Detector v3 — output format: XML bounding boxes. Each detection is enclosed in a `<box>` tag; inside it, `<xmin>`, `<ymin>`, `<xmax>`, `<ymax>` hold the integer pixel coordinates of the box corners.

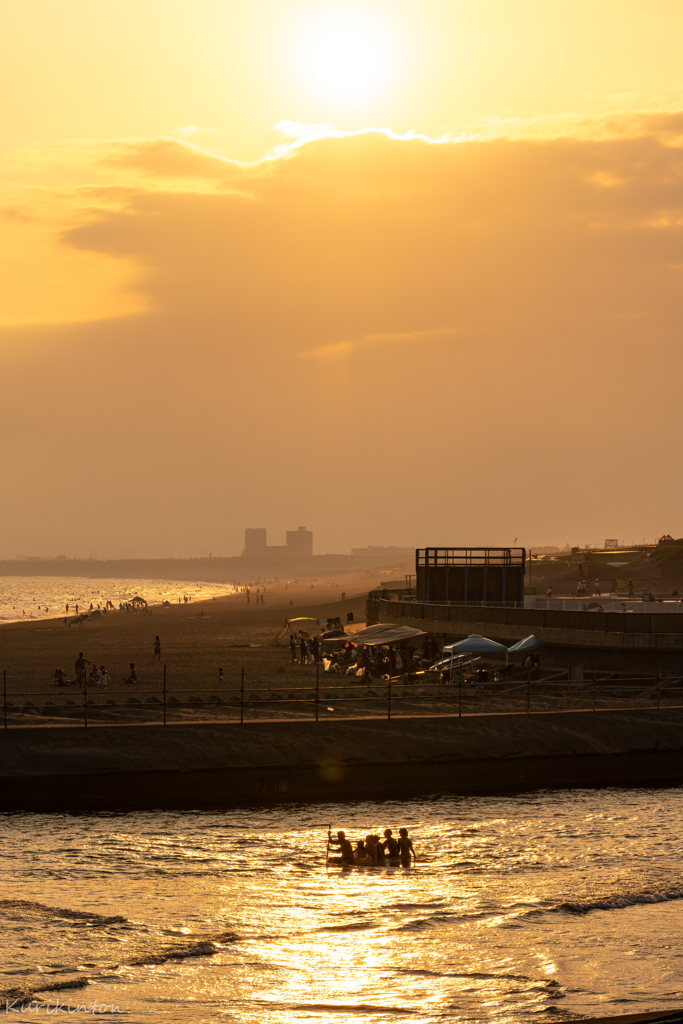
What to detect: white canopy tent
<box><xmin>507</xmin><ymin>635</ymin><xmax>541</xmax><ymax>653</ymax></box>
<box><xmin>321</xmin><ymin>622</ymin><xmax>425</xmax><ymax>652</ymax></box>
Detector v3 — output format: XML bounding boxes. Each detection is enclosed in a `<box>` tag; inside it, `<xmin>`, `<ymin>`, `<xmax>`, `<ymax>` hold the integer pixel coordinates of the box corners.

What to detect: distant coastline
<box><xmin>0</xmin><ymin>554</ymin><xmax>412</xmax><ymax>583</ymax></box>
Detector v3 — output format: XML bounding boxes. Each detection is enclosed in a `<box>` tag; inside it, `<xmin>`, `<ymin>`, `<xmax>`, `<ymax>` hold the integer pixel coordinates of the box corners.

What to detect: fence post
<box><xmin>527</xmin><ymin>669</ymin><xmax>531</xmax><ymax>714</ymax></box>
<box><xmin>388</xmin><ymin>679</ymin><xmax>392</xmax><ymax>720</ymax></box>
<box><xmin>240</xmin><ymin>667</ymin><xmax>244</xmax><ymax>724</ymax></box>
<box><xmin>3</xmin><ymin>670</ymin><xmax>6</xmax><ymax>730</ymax></box>
<box><xmin>657</xmin><ymin>660</ymin><xmax>661</xmax><ymax>710</ymax></box>
<box><xmin>315</xmin><ymin>661</ymin><xmax>319</xmax><ymax>722</ymax></box>
<box><xmin>84</xmin><ymin>678</ymin><xmax>88</xmax><ymax>728</ymax></box>
<box><xmin>163</xmin><ymin>664</ymin><xmax>166</xmax><ymax>726</ymax></box>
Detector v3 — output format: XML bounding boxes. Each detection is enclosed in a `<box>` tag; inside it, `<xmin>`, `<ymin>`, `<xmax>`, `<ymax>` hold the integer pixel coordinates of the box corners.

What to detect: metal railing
<box><xmin>2</xmin><ymin>667</ymin><xmax>683</xmax><ymax>728</ymax></box>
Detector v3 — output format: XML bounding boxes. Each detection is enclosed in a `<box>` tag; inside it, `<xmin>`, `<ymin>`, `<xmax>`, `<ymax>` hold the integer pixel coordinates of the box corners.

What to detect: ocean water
<box><xmin>1</xmin><ymin>787</ymin><xmax>682</xmax><ymax>1021</ymax></box>
<box><xmin>0</xmin><ymin>577</ymin><xmax>236</xmax><ymax>624</ymax></box>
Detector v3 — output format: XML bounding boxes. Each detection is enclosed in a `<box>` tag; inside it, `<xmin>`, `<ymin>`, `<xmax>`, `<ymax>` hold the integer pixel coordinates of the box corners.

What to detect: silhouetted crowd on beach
<box><xmin>288</xmin><ymin>630</ymin><xmax>447</xmax><ymax>682</ymax></box>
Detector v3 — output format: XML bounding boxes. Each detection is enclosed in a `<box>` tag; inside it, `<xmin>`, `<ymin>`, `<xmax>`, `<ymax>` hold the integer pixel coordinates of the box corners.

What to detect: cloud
<box><xmin>2</xmin><ymin>116</ymin><xmax>683</xmax><ymax>554</ymax></box>
<box><xmin>302</xmin><ymin>327</ymin><xmax>458</xmax><ymax>359</ymax></box>
<box><xmin>100</xmin><ymin>137</ymin><xmax>246</xmax><ymax>181</ymax></box>
<box><xmin>173</xmin><ymin>125</ymin><xmax>216</xmax><ymax>140</ymax></box>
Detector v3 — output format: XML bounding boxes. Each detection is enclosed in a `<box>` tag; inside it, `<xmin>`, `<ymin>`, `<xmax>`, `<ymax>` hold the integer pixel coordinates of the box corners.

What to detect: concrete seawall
<box><xmin>1</xmin><ymin>709</ymin><xmax>683</xmax><ymax>811</ymax></box>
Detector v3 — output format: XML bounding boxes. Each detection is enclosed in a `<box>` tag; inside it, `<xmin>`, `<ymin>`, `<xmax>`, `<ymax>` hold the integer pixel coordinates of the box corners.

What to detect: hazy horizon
<box><xmin>2</xmin><ymin>1</ymin><xmax>681</xmax><ymax>560</ymax></box>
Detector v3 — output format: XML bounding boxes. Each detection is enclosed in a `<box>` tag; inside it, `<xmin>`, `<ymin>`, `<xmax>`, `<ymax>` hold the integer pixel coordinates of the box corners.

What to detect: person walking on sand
<box><xmin>299</xmin><ymin>637</ymin><xmax>307</xmax><ymax>664</ymax></box>
<box><xmin>152</xmin><ymin>636</ymin><xmax>161</xmax><ymax>662</ymax></box>
<box><xmin>217</xmin><ymin>667</ymin><xmax>224</xmax><ymax>685</ymax></box>
<box><xmin>397</xmin><ymin>827</ymin><xmax>416</xmax><ymax>867</ymax></box>
<box><xmin>74</xmin><ymin>652</ymin><xmax>90</xmax><ymax>688</ymax></box>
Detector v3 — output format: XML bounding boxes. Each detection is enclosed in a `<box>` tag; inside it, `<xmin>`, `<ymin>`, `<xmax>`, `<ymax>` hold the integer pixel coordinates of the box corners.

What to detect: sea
<box><xmin>1</xmin><ymin>786</ymin><xmax>682</xmax><ymax>1022</ymax></box>
<box><xmin>0</xmin><ymin>577</ymin><xmax>237</xmax><ymax>624</ymax></box>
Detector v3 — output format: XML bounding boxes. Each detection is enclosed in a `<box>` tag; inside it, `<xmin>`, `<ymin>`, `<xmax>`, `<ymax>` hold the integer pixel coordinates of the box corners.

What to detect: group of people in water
<box><xmin>328</xmin><ymin>827</ymin><xmax>416</xmax><ymax>867</ymax></box>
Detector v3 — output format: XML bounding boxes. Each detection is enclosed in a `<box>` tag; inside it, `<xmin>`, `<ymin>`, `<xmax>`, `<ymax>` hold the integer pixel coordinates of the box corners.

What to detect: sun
<box><xmin>296</xmin><ymin>11</ymin><xmax>394</xmax><ymax>104</ymax></box>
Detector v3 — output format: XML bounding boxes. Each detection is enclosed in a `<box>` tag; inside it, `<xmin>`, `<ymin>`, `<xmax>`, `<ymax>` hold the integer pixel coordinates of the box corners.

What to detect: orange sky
<box><xmin>1</xmin><ymin>1</ymin><xmax>682</xmax><ymax>558</ymax></box>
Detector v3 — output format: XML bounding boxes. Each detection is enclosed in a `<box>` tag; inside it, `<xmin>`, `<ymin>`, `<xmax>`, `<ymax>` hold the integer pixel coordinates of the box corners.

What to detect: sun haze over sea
<box><xmin>1</xmin><ymin>0</ymin><xmax>682</xmax><ymax>561</ymax></box>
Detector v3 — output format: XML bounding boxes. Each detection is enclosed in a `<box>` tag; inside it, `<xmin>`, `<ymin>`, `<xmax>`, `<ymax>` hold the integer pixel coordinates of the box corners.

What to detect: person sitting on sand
<box><xmin>397</xmin><ymin>828</ymin><xmax>416</xmax><ymax>867</ymax></box>
<box><xmin>89</xmin><ymin>664</ymin><xmax>101</xmax><ymax>686</ymax></box>
<box><xmin>97</xmin><ymin>665</ymin><xmax>111</xmax><ymax>687</ymax></box>
<box><xmin>328</xmin><ymin>830</ymin><xmax>354</xmax><ymax>865</ymax></box>
<box><xmin>122</xmin><ymin>663</ymin><xmax>137</xmax><ymax>685</ymax></box>
<box><xmin>52</xmin><ymin>668</ymin><xmax>68</xmax><ymax>687</ymax></box>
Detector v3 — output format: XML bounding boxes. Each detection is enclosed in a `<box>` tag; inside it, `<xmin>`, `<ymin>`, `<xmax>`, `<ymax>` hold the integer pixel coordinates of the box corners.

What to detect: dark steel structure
<box><xmin>416</xmin><ymin>547</ymin><xmax>526</xmax><ymax>606</ymax></box>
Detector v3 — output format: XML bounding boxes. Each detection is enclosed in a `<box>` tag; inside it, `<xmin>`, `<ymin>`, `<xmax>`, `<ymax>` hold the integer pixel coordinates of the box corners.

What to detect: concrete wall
<box><xmin>1</xmin><ymin>708</ymin><xmax>682</xmax><ymax>811</ymax></box>
<box><xmin>368</xmin><ymin>598</ymin><xmax>683</xmax><ymax>672</ymax></box>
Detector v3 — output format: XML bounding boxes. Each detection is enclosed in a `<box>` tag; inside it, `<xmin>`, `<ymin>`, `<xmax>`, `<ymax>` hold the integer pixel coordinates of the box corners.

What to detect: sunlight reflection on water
<box><xmin>0</xmin><ymin>788</ymin><xmax>682</xmax><ymax>1021</ymax></box>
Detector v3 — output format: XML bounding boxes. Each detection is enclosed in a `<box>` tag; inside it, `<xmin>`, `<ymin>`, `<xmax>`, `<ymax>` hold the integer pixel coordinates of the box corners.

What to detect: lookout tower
<box><xmin>416</xmin><ymin>547</ymin><xmax>526</xmax><ymax>606</ymax></box>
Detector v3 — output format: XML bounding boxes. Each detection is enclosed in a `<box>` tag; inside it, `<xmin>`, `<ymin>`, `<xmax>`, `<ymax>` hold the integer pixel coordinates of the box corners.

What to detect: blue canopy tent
<box><xmin>442</xmin><ymin>634</ymin><xmax>540</xmax><ymax>674</ymax></box>
<box><xmin>443</xmin><ymin>634</ymin><xmax>508</xmax><ymax>655</ymax></box>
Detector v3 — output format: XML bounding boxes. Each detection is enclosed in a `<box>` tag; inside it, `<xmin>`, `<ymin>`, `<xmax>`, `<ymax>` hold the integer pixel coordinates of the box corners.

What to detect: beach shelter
<box><xmin>443</xmin><ymin>634</ymin><xmax>508</xmax><ymax>655</ymax></box>
<box><xmin>507</xmin><ymin>635</ymin><xmax>541</xmax><ymax>653</ymax></box>
<box><xmin>89</xmin><ymin>609</ymin><xmax>103</xmax><ymax>621</ymax></box>
<box><xmin>321</xmin><ymin>622</ymin><xmax>425</xmax><ymax>652</ymax></box>
<box><xmin>274</xmin><ymin>617</ymin><xmax>321</xmax><ymax>642</ymax></box>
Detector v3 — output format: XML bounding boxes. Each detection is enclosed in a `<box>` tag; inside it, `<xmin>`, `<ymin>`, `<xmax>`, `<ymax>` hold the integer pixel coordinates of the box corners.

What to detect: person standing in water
<box><xmin>328</xmin><ymin>830</ymin><xmax>354</xmax><ymax>865</ymax></box>
<box><xmin>397</xmin><ymin>827</ymin><xmax>416</xmax><ymax>866</ymax></box>
<box><xmin>382</xmin><ymin>829</ymin><xmax>400</xmax><ymax>862</ymax></box>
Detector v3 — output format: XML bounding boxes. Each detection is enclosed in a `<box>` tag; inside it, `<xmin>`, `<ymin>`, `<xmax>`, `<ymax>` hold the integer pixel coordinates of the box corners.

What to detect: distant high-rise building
<box><xmin>286</xmin><ymin>526</ymin><xmax>313</xmax><ymax>557</ymax></box>
<box><xmin>243</xmin><ymin>528</ymin><xmax>267</xmax><ymax>556</ymax></box>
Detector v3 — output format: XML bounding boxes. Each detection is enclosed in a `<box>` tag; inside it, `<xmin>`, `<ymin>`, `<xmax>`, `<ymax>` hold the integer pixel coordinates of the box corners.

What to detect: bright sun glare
<box><xmin>297</xmin><ymin>12</ymin><xmax>393</xmax><ymax>103</ymax></box>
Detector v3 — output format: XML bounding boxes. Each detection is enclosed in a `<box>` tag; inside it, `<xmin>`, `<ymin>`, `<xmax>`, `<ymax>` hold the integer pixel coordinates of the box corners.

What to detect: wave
<box><xmin>129</xmin><ymin>933</ymin><xmax>237</xmax><ymax>966</ymax></box>
<box><xmin>0</xmin><ymin>977</ymin><xmax>89</xmax><ymax>1007</ymax></box>
<box><xmin>0</xmin><ymin>898</ymin><xmax>126</xmax><ymax>925</ymax></box>
<box><xmin>287</xmin><ymin>1005</ymin><xmax>415</xmax><ymax>1015</ymax></box>
<box><xmin>552</xmin><ymin>886</ymin><xmax>683</xmax><ymax>914</ymax></box>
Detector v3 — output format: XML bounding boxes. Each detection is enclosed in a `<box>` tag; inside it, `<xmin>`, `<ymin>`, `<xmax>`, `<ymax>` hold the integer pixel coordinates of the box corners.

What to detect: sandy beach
<box><xmin>0</xmin><ymin>574</ymin><xmax>373</xmax><ymax>701</ymax></box>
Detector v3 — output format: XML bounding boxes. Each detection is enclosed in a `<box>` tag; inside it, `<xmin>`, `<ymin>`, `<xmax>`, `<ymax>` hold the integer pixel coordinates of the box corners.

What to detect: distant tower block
<box><xmin>286</xmin><ymin>526</ymin><xmax>313</xmax><ymax>557</ymax></box>
<box><xmin>243</xmin><ymin>528</ymin><xmax>267</xmax><ymax>556</ymax></box>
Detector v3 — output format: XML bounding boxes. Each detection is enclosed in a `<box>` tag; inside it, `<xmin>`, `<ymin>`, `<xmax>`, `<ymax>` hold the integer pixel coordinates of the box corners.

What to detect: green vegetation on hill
<box><xmin>648</xmin><ymin>542</ymin><xmax>683</xmax><ymax>574</ymax></box>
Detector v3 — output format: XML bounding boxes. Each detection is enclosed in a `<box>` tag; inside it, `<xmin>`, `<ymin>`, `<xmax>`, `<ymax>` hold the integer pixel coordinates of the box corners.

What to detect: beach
<box><xmin>0</xmin><ymin>574</ymin><xmax>372</xmax><ymax>699</ymax></box>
